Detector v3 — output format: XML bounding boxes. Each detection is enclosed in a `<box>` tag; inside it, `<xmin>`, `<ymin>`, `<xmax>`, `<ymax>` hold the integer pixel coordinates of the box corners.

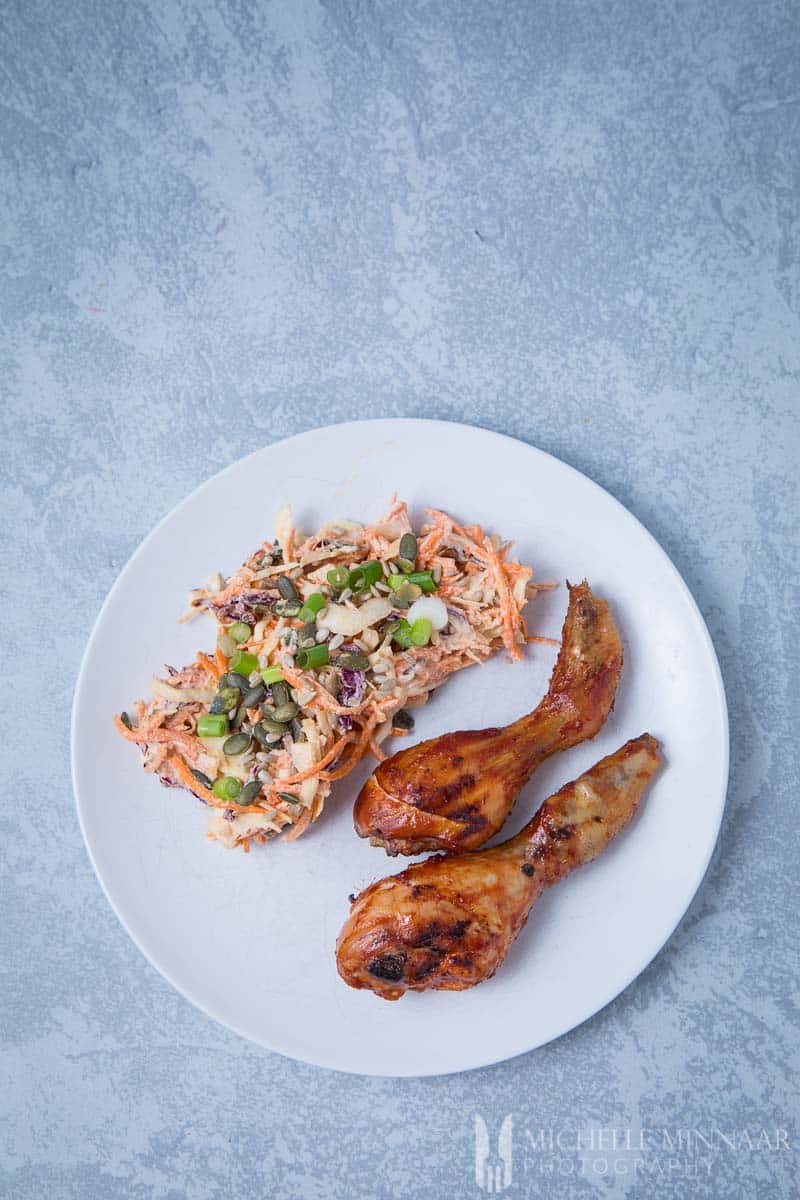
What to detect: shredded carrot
<box><xmin>197</xmin><ymin>651</ymin><xmax>222</xmax><ymax>682</ymax></box>
<box><xmin>169</xmin><ymin>754</ymin><xmax>267</xmax><ymax>815</ymax></box>
<box><xmin>275</xmin><ymin>733</ymin><xmax>352</xmax><ymax>786</ymax></box>
<box><xmin>528</xmin><ymin>635</ymin><xmax>560</xmax><ymax>647</ymax></box>
<box><xmin>369</xmin><ymin>736</ymin><xmax>389</xmax><ymax>762</ymax></box>
<box><xmin>114</xmin><ymin>714</ymin><xmax>206</xmax><ymax>763</ymax></box>
<box><xmin>281</xmin><ymin>807</ymin><xmax>312</xmax><ymax>842</ymax></box>
<box><xmin>119</xmin><ymin>497</ymin><xmax>546</xmax><ymax>851</ymax></box>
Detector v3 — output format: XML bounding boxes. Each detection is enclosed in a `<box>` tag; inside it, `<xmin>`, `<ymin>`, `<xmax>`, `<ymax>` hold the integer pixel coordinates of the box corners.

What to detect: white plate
<box><xmin>72</xmin><ymin>420</ymin><xmax>728</xmax><ymax>1076</ymax></box>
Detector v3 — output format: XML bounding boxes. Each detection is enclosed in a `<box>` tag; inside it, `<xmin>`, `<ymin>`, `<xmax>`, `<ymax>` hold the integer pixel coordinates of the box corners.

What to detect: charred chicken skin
<box><xmin>354</xmin><ymin>581</ymin><xmax>623</xmax><ymax>855</ymax></box>
<box><xmin>337</xmin><ymin>734</ymin><xmax>660</xmax><ymax>999</ymax></box>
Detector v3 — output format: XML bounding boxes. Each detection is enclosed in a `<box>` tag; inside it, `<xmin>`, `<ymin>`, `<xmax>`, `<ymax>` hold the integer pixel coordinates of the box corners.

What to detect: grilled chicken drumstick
<box><xmin>354</xmin><ymin>581</ymin><xmax>623</xmax><ymax>855</ymax></box>
<box><xmin>338</xmin><ymin>734</ymin><xmax>660</xmax><ymax>999</ymax></box>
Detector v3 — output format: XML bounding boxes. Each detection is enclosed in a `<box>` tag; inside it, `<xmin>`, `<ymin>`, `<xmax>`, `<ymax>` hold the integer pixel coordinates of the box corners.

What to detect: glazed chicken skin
<box><xmin>337</xmin><ymin>734</ymin><xmax>660</xmax><ymax>1000</ymax></box>
<box><xmin>354</xmin><ymin>581</ymin><xmax>623</xmax><ymax>855</ymax></box>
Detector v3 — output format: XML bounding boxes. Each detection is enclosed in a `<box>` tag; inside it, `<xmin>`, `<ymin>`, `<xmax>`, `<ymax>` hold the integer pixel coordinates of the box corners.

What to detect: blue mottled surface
<box><xmin>1</xmin><ymin>0</ymin><xmax>798</xmax><ymax>1196</ymax></box>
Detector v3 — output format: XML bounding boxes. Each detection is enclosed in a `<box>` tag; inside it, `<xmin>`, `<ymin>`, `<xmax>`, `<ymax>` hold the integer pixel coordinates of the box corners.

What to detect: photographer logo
<box><xmin>474</xmin><ymin>1114</ymin><xmax>513</xmax><ymax>1192</ymax></box>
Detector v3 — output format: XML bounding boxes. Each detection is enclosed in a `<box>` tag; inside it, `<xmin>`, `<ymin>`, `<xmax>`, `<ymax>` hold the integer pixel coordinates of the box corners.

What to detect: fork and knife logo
<box><xmin>475</xmin><ymin>1114</ymin><xmax>514</xmax><ymax>1192</ymax></box>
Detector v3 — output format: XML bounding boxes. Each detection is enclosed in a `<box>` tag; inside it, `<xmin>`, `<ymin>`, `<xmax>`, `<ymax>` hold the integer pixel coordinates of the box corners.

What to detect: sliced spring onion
<box><xmin>347</xmin><ymin>560</ymin><xmax>382</xmax><ymax>591</ymax></box>
<box><xmin>212</xmin><ymin>775</ymin><xmax>243</xmax><ymax>801</ymax></box>
<box><xmin>261</xmin><ymin>666</ymin><xmax>285</xmax><ymax>684</ymax></box>
<box><xmin>410</xmin><ymin>617</ymin><xmax>432</xmax><ymax>646</ymax></box>
<box><xmin>326</xmin><ymin>565</ymin><xmax>349</xmax><ymax>590</ymax></box>
<box><xmin>392</xmin><ymin>619</ymin><xmax>413</xmax><ymax>649</ymax></box>
<box><xmin>406</xmin><ymin>595</ymin><xmax>449</xmax><ymax>631</ymax></box>
<box><xmin>229</xmin><ymin>649</ymin><xmax>259</xmax><ymax>677</ymax></box>
<box><xmin>228</xmin><ymin>622</ymin><xmax>252</xmax><ymax>644</ymax></box>
<box><xmin>296</xmin><ymin>643</ymin><xmax>330</xmax><ymax>669</ymax></box>
<box><xmin>407</xmin><ymin>570</ymin><xmax>437</xmax><ymax>593</ymax></box>
<box><xmin>198</xmin><ymin>713</ymin><xmax>229</xmax><ymax>737</ymax></box>
<box><xmin>297</xmin><ymin>592</ymin><xmax>326</xmax><ymax>623</ymax></box>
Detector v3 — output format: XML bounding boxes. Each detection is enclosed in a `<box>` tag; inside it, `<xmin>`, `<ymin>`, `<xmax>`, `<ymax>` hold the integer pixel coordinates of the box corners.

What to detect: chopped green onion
<box><xmin>212</xmin><ymin>775</ymin><xmax>243</xmax><ymax>801</ymax></box>
<box><xmin>347</xmin><ymin>560</ymin><xmax>382</xmax><ymax>591</ymax></box>
<box><xmin>261</xmin><ymin>666</ymin><xmax>285</xmax><ymax>684</ymax></box>
<box><xmin>326</xmin><ymin>565</ymin><xmax>349</xmax><ymax>590</ymax></box>
<box><xmin>296</xmin><ymin>643</ymin><xmax>330</xmax><ymax>669</ymax></box>
<box><xmin>387</xmin><ymin>573</ymin><xmax>407</xmax><ymax>592</ymax></box>
<box><xmin>395</xmin><ymin>557</ymin><xmax>415</xmax><ymax>574</ymax></box>
<box><xmin>392</xmin><ymin>619</ymin><xmax>413</xmax><ymax>648</ymax></box>
<box><xmin>410</xmin><ymin>618</ymin><xmax>432</xmax><ymax>646</ymax></box>
<box><xmin>298</xmin><ymin>592</ymin><xmax>326</xmax><ymax>623</ymax></box>
<box><xmin>198</xmin><ymin>713</ymin><xmax>229</xmax><ymax>737</ymax></box>
<box><xmin>229</xmin><ymin>649</ymin><xmax>259</xmax><ymax>677</ymax></box>
<box><xmin>228</xmin><ymin>622</ymin><xmax>252</xmax><ymax>644</ymax></box>
<box><xmin>407</xmin><ymin>571</ymin><xmax>437</xmax><ymax>593</ymax></box>
<box><xmin>303</xmin><ymin>592</ymin><xmax>326</xmax><ymax>614</ymax></box>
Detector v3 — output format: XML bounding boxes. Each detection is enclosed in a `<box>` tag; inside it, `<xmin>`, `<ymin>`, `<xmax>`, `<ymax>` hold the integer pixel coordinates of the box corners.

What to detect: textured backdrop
<box><xmin>1</xmin><ymin>0</ymin><xmax>798</xmax><ymax>1197</ymax></box>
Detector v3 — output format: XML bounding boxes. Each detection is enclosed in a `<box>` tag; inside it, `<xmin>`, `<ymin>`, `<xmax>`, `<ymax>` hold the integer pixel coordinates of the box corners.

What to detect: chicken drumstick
<box><xmin>354</xmin><ymin>581</ymin><xmax>623</xmax><ymax>855</ymax></box>
<box><xmin>338</xmin><ymin>734</ymin><xmax>660</xmax><ymax>1000</ymax></box>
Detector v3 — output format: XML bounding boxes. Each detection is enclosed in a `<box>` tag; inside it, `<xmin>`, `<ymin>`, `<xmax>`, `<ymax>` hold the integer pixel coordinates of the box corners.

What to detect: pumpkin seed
<box><xmin>191</xmin><ymin>768</ymin><xmax>213</xmax><ymax>788</ymax></box>
<box><xmin>393</xmin><ymin>580</ymin><xmax>422</xmax><ymax>607</ymax></box>
<box><xmin>223</xmin><ymin>732</ymin><xmax>251</xmax><ymax>756</ymax></box>
<box><xmin>274</xmin><ymin>598</ymin><xmax>302</xmax><ymax>618</ymax></box>
<box><xmin>259</xmin><ymin>715</ymin><xmax>290</xmax><ymax>736</ymax></box>
<box><xmin>277</xmin><ymin>575</ymin><xmax>299</xmax><ymax>601</ymax></box>
<box><xmin>240</xmin><ymin>780</ymin><xmax>262</xmax><ymax>804</ymax></box>
<box><xmin>272</xmin><ymin>701</ymin><xmax>299</xmax><ymax>723</ymax></box>
<box><xmin>399</xmin><ymin>532</ymin><xmax>417</xmax><ymax>563</ymax></box>
<box><xmin>210</xmin><ymin>686</ymin><xmax>240</xmax><ymax>714</ymax></box>
<box><xmin>220</xmin><ymin>671</ymin><xmax>249</xmax><ymax>692</ymax></box>
<box><xmin>231</xmin><ymin>704</ymin><xmax>246</xmax><ymax>730</ymax></box>
<box><xmin>243</xmin><ymin>683</ymin><xmax>267</xmax><ymax>708</ymax></box>
<box><xmin>277</xmin><ymin>791</ymin><xmax>301</xmax><ymax>804</ymax></box>
<box><xmin>291</xmin><ymin>718</ymin><xmax>305</xmax><ymax>741</ymax></box>
<box><xmin>392</xmin><ymin>708</ymin><xmax>415</xmax><ymax>730</ymax></box>
<box><xmin>120</xmin><ymin>711</ymin><xmax>132</xmax><ymax>730</ymax></box>
<box><xmin>252</xmin><ymin>722</ymin><xmax>273</xmax><ymax>746</ymax></box>
<box><xmin>271</xmin><ymin>681</ymin><xmax>290</xmax><ymax>707</ymax></box>
<box><xmin>334</xmin><ymin>651</ymin><xmax>371</xmax><ymax>671</ymax></box>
